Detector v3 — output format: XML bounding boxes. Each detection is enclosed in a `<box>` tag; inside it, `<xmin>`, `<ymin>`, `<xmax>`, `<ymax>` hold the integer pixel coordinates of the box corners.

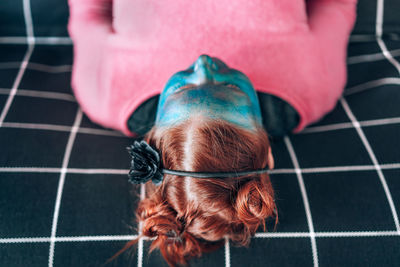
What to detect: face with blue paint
<box><xmin>155</xmin><ymin>55</ymin><xmax>263</xmax><ymax>130</ymax></box>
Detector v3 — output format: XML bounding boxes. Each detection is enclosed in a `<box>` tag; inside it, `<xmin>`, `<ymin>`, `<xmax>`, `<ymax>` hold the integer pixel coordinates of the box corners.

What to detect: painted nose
<box><xmin>193</xmin><ymin>55</ymin><xmax>217</xmax><ymax>83</ymax></box>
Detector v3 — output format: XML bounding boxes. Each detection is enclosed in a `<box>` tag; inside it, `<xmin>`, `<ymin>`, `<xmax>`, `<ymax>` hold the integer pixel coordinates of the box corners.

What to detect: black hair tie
<box><xmin>127</xmin><ymin>140</ymin><xmax>270</xmax><ymax>186</ymax></box>
<box><xmin>127</xmin><ymin>140</ymin><xmax>163</xmax><ymax>185</ymax></box>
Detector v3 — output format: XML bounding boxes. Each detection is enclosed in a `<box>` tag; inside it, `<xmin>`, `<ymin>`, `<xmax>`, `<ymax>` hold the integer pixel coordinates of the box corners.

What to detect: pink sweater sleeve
<box><xmin>308</xmin><ymin>0</ymin><xmax>358</xmax><ymax>87</ymax></box>
<box><xmin>290</xmin><ymin>0</ymin><xmax>357</xmax><ymax>131</ymax></box>
<box><xmin>68</xmin><ymin>0</ymin><xmax>136</xmax><ymax>135</ymax></box>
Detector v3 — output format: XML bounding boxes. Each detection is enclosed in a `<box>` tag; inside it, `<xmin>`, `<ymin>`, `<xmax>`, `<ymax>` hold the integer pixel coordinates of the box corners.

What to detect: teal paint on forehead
<box><xmin>158</xmin><ymin>85</ymin><xmax>258</xmax><ymax>128</ymax></box>
<box><xmin>155</xmin><ymin>55</ymin><xmax>263</xmax><ymax>129</ymax></box>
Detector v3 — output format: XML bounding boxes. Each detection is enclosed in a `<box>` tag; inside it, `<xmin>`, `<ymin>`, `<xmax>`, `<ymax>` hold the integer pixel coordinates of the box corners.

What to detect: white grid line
<box><xmin>255</xmin><ymin>230</ymin><xmax>400</xmax><ymax>238</ymax></box>
<box><xmin>301</xmin><ymin>122</ymin><xmax>354</xmax><ymax>133</ymax></box>
<box><xmin>255</xmin><ymin>232</ymin><xmax>311</xmax><ymax>238</ymax></box>
<box><xmin>343</xmin><ymin>77</ymin><xmax>400</xmax><ymax>96</ymax></box>
<box><xmin>0</xmin><ymin>88</ymin><xmax>76</xmax><ymax>102</ymax></box>
<box><xmin>0</xmin><ymin>167</ymin><xmax>128</xmax><ymax>174</ymax></box>
<box><xmin>314</xmin><ymin>231</ymin><xmax>399</xmax><ymax>238</ymax></box>
<box><xmin>78</xmin><ymin>126</ymin><xmax>125</xmax><ymax>137</ymax></box>
<box><xmin>1</xmin><ymin>163</ymin><xmax>400</xmax><ymax>175</ymax></box>
<box><xmin>1</xmin><ymin>230</ymin><xmax>398</xmax><ymax>246</ymax></box>
<box><xmin>301</xmin><ymin>117</ymin><xmax>400</xmax><ymax>134</ymax></box>
<box><xmin>269</xmin><ymin>163</ymin><xmax>400</xmax><ymax>175</ymax></box>
<box><xmin>0</xmin><ymin>62</ymin><xmax>72</xmax><ymax>73</ymax></box>
<box><xmin>289</xmin><ymin>163</ymin><xmax>400</xmax><ymax>174</ymax></box>
<box><xmin>0</xmin><ymin>36</ymin><xmax>72</xmax><ymax>45</ymax></box>
<box><xmin>347</xmin><ymin>49</ymin><xmax>400</xmax><ymax>65</ymax></box>
<box><xmin>376</xmin><ymin>0</ymin><xmax>400</xmax><ymax>76</ymax></box>
<box><xmin>284</xmin><ymin>136</ymin><xmax>319</xmax><ymax>267</ymax></box>
<box><xmin>25</xmin><ymin>62</ymin><xmax>71</xmax><ymax>72</ymax></box>
<box><xmin>0</xmin><ymin>235</ymin><xmax>139</xmax><ymax>244</ymax></box>
<box><xmin>0</xmin><ymin>62</ymin><xmax>26</xmax><ymax>69</ymax></box>
<box><xmin>138</xmin><ymin>183</ymin><xmax>146</xmax><ymax>267</ymax></box>
<box><xmin>1</xmin><ymin>230</ymin><xmax>398</xmax><ymax>245</ymax></box>
<box><xmin>22</xmin><ymin>0</ymin><xmax>34</xmax><ymax>43</ymax></box>
<box><xmin>0</xmin><ymin>0</ymin><xmax>34</xmax><ymax>127</ymax></box>
<box><xmin>2</xmin><ymin>122</ymin><xmax>71</xmax><ymax>132</ymax></box>
<box><xmin>64</xmin><ymin>168</ymin><xmax>128</xmax><ymax>175</ymax></box>
<box><xmin>225</xmin><ymin>236</ymin><xmax>231</xmax><ymax>267</ymax></box>
<box><xmin>359</xmin><ymin>117</ymin><xmax>400</xmax><ymax>127</ymax></box>
<box><xmin>349</xmin><ymin>34</ymin><xmax>400</xmax><ymax>42</ymax></box>
<box><xmin>48</xmin><ymin>109</ymin><xmax>82</xmax><ymax>267</ymax></box>
<box><xmin>340</xmin><ymin>98</ymin><xmax>400</xmax><ymax>233</ymax></box>
<box><xmin>1</xmin><ymin>122</ymin><xmax>124</xmax><ymax>137</ymax></box>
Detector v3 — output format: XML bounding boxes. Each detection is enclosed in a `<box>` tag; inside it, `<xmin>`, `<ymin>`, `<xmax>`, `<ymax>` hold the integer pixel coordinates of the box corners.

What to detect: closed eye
<box><xmin>225</xmin><ymin>83</ymin><xmax>246</xmax><ymax>95</ymax></box>
<box><xmin>176</xmin><ymin>84</ymin><xmax>196</xmax><ymax>91</ymax></box>
<box><xmin>225</xmin><ymin>84</ymin><xmax>241</xmax><ymax>90</ymax></box>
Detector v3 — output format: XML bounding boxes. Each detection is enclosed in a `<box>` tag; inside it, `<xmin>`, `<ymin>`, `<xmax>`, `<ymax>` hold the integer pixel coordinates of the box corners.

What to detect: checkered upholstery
<box><xmin>1</xmin><ymin>0</ymin><xmax>399</xmax><ymax>266</ymax></box>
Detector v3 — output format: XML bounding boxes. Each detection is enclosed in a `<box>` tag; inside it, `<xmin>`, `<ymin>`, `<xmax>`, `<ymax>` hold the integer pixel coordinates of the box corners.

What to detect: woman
<box><xmin>68</xmin><ymin>0</ymin><xmax>357</xmax><ymax>265</ymax></box>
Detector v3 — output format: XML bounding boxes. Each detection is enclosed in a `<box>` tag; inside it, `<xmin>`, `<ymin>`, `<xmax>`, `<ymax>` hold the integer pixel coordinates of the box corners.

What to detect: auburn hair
<box><xmin>108</xmin><ymin>117</ymin><xmax>278</xmax><ymax>266</ymax></box>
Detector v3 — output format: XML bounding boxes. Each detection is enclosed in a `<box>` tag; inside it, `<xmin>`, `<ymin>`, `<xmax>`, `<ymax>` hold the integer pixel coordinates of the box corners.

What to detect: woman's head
<box><xmin>111</xmin><ymin>55</ymin><xmax>277</xmax><ymax>266</ymax></box>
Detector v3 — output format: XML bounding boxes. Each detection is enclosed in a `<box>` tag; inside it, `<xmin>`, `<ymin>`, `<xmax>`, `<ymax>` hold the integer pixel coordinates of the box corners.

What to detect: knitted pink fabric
<box><xmin>68</xmin><ymin>0</ymin><xmax>357</xmax><ymax>137</ymax></box>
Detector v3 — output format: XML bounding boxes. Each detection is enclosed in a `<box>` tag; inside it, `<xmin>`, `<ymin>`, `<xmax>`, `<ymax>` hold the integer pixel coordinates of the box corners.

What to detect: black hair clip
<box><xmin>127</xmin><ymin>140</ymin><xmax>164</xmax><ymax>185</ymax></box>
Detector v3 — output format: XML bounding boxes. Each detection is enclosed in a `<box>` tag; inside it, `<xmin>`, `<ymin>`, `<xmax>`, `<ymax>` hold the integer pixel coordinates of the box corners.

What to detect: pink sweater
<box><xmin>68</xmin><ymin>0</ymin><xmax>357</xmax><ymax>137</ymax></box>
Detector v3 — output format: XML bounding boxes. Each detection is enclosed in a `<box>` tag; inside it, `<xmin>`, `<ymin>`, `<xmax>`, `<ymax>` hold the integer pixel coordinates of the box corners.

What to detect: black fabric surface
<box><xmin>1</xmin><ymin>0</ymin><xmax>400</xmax><ymax>266</ymax></box>
<box><xmin>128</xmin><ymin>95</ymin><xmax>159</xmax><ymax>137</ymax></box>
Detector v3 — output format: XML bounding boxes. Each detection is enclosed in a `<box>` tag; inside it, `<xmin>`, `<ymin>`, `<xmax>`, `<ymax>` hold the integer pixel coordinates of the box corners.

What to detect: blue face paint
<box><xmin>155</xmin><ymin>55</ymin><xmax>263</xmax><ymax>130</ymax></box>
